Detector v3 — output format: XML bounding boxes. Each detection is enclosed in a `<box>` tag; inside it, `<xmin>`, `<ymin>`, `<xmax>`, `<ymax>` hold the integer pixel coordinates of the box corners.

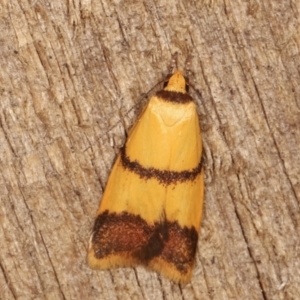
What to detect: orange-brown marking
<box><xmin>91</xmin><ymin>211</ymin><xmax>198</xmax><ymax>275</ymax></box>
<box><xmin>120</xmin><ymin>147</ymin><xmax>202</xmax><ymax>185</ymax></box>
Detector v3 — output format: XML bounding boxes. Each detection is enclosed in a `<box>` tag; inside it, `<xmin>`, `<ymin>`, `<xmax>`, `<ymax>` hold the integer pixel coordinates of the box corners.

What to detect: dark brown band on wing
<box><xmin>120</xmin><ymin>147</ymin><xmax>202</xmax><ymax>185</ymax></box>
<box><xmin>157</xmin><ymin>221</ymin><xmax>198</xmax><ymax>274</ymax></box>
<box><xmin>92</xmin><ymin>211</ymin><xmax>159</xmax><ymax>259</ymax></box>
<box><xmin>91</xmin><ymin>211</ymin><xmax>198</xmax><ymax>274</ymax></box>
<box><xmin>156</xmin><ymin>90</ymin><xmax>193</xmax><ymax>104</ymax></box>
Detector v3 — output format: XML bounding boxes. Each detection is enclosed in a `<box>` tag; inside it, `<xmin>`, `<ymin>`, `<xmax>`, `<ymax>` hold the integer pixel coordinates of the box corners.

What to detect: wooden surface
<box><xmin>1</xmin><ymin>0</ymin><xmax>300</xmax><ymax>299</ymax></box>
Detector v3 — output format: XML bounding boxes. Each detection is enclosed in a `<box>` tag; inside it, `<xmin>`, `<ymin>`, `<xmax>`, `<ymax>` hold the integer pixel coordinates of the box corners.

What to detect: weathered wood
<box><xmin>0</xmin><ymin>0</ymin><xmax>299</xmax><ymax>299</ymax></box>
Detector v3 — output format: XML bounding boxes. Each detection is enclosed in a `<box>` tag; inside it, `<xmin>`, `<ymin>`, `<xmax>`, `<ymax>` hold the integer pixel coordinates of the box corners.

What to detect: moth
<box><xmin>88</xmin><ymin>70</ymin><xmax>204</xmax><ymax>284</ymax></box>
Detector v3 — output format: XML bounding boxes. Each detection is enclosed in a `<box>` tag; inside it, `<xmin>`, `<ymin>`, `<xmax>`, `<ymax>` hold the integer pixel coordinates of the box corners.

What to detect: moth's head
<box><xmin>164</xmin><ymin>70</ymin><xmax>189</xmax><ymax>93</ymax></box>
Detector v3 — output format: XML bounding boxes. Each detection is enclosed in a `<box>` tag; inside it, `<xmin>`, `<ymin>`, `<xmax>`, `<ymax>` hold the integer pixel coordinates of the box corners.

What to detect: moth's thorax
<box><xmin>164</xmin><ymin>70</ymin><xmax>186</xmax><ymax>93</ymax></box>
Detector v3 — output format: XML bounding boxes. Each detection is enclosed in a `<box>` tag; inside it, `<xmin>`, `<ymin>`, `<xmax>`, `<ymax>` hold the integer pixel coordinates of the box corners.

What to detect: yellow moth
<box><xmin>88</xmin><ymin>70</ymin><xmax>204</xmax><ymax>284</ymax></box>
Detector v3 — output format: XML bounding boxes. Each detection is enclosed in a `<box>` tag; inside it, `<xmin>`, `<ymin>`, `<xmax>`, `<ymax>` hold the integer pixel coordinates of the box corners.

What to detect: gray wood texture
<box><xmin>0</xmin><ymin>0</ymin><xmax>299</xmax><ymax>299</ymax></box>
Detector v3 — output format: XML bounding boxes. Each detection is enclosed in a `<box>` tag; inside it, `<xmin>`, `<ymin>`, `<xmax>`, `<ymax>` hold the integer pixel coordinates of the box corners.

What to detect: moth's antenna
<box><xmin>169</xmin><ymin>52</ymin><xmax>178</xmax><ymax>74</ymax></box>
<box><xmin>83</xmin><ymin>75</ymin><xmax>167</xmax><ymax>152</ymax></box>
<box><xmin>185</xmin><ymin>55</ymin><xmax>192</xmax><ymax>77</ymax></box>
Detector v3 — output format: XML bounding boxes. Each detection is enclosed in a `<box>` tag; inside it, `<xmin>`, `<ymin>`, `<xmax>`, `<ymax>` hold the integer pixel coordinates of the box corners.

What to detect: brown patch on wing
<box><xmin>91</xmin><ymin>211</ymin><xmax>165</xmax><ymax>260</ymax></box>
<box><xmin>157</xmin><ymin>221</ymin><xmax>198</xmax><ymax>274</ymax></box>
<box><xmin>120</xmin><ymin>147</ymin><xmax>203</xmax><ymax>185</ymax></box>
<box><xmin>156</xmin><ymin>90</ymin><xmax>193</xmax><ymax>104</ymax></box>
<box><xmin>91</xmin><ymin>211</ymin><xmax>198</xmax><ymax>276</ymax></box>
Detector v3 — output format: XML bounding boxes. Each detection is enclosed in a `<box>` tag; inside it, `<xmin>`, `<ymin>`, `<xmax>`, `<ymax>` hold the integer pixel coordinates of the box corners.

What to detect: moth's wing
<box><xmin>88</xmin><ymin>97</ymin><xmax>168</xmax><ymax>269</ymax></box>
<box><xmin>88</xmin><ymin>95</ymin><xmax>204</xmax><ymax>284</ymax></box>
<box><xmin>142</xmin><ymin>98</ymin><xmax>204</xmax><ymax>284</ymax></box>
